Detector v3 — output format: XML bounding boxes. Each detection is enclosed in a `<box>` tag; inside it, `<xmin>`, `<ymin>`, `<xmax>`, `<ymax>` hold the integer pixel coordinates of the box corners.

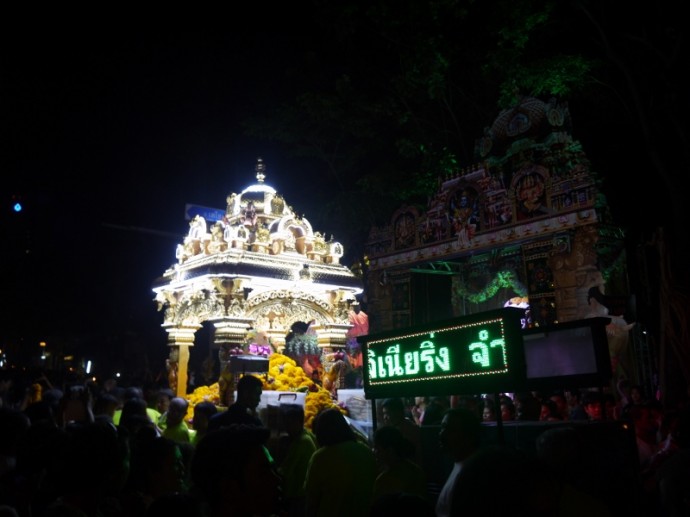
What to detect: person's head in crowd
<box><xmin>93</xmin><ymin>392</ymin><xmax>119</xmax><ymax>421</ymax></box>
<box><xmin>192</xmin><ymin>401</ymin><xmax>217</xmax><ymax>434</ymax></box>
<box><xmin>549</xmin><ymin>391</ymin><xmax>569</xmax><ymax>419</ymax></box>
<box><xmin>514</xmin><ymin>392</ymin><xmax>542</xmax><ymax>421</ymax></box>
<box><xmin>629</xmin><ymin>384</ymin><xmax>645</xmax><ymax>405</ymax></box>
<box><xmin>421</xmin><ymin>397</ymin><xmax>449</xmax><ymax>426</ymax></box>
<box><xmin>156</xmin><ymin>388</ymin><xmax>175</xmax><ymax>414</ymax></box>
<box><xmin>124</xmin><ymin>386</ymin><xmax>145</xmax><ymax>401</ymax></box>
<box><xmin>438</xmin><ymin>407</ymin><xmax>482</xmax><ymax>463</ymax></box>
<box><xmin>281</xmin><ymin>403</ymin><xmax>306</xmax><ymax>438</ymax></box>
<box><xmin>381</xmin><ymin>397</ymin><xmax>407</xmax><ymax>426</ymax></box>
<box><xmin>580</xmin><ymin>391</ymin><xmax>615</xmax><ymax>420</ymax></box>
<box><xmin>540</xmin><ymin>398</ymin><xmax>562</xmax><ymax>421</ymax></box>
<box><xmin>373</xmin><ymin>424</ymin><xmax>416</xmax><ymax>466</ymax></box>
<box><xmin>453</xmin><ymin>395</ymin><xmax>481</xmax><ymax>418</ymax></box>
<box><xmin>166</xmin><ymin>397</ymin><xmax>189</xmax><ymax>428</ymax></box>
<box><xmin>190</xmin><ymin>424</ymin><xmax>280</xmax><ymax>516</ymax></box>
<box><xmin>235</xmin><ymin>375</ymin><xmax>263</xmax><ymax>411</ymax></box>
<box><xmin>500</xmin><ymin>398</ymin><xmax>516</xmax><ymax>421</ymax></box>
<box><xmin>312</xmin><ymin>408</ymin><xmax>355</xmax><ymax>447</ymax></box>
<box><xmin>119</xmin><ymin>397</ymin><xmax>156</xmax><ymax>437</ymax></box>
<box><xmin>481</xmin><ymin>397</ymin><xmax>496</xmax><ymax>422</ymax></box>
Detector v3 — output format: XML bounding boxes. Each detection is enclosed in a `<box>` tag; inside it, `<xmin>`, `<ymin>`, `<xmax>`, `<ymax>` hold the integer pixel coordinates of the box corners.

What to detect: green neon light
<box><xmin>366</xmin><ymin>318</ymin><xmax>509</xmax><ymax>387</ymax></box>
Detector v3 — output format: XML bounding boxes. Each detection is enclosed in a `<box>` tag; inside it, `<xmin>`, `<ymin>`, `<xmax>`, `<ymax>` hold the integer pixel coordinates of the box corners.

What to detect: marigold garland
<box><xmin>452</xmin><ymin>269</ymin><xmax>527</xmax><ymax>304</ymax></box>
<box><xmin>184</xmin><ymin>353</ymin><xmax>345</xmax><ymax>429</ymax></box>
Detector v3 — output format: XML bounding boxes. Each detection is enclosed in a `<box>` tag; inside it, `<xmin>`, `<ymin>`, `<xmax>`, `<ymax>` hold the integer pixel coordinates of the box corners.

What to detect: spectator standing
<box><xmin>549</xmin><ymin>391</ymin><xmax>570</xmax><ymax>420</ymax></box>
<box><xmin>499</xmin><ymin>396</ymin><xmax>516</xmax><ymax>421</ymax></box>
<box><xmin>41</xmin><ymin>422</ymin><xmax>129</xmax><ymax>517</ymax></box>
<box><xmin>161</xmin><ymin>397</ymin><xmax>194</xmax><ymax>445</ymax></box>
<box><xmin>481</xmin><ymin>397</ymin><xmax>496</xmax><ymax>422</ymax></box>
<box><xmin>629</xmin><ymin>403</ymin><xmax>661</xmax><ymax>471</ymax></box>
<box><xmin>421</xmin><ymin>396</ymin><xmax>450</xmax><ymax>426</ymax></box>
<box><xmin>155</xmin><ymin>388</ymin><xmax>174</xmax><ymax>430</ymax></box>
<box><xmin>410</xmin><ymin>396</ymin><xmax>429</xmax><ymax>426</ymax></box>
<box><xmin>114</xmin><ymin>387</ymin><xmax>161</xmax><ymax>427</ymax></box>
<box><xmin>372</xmin><ymin>425</ymin><xmax>428</xmax><ymax>502</ymax></box>
<box><xmin>190</xmin><ymin>424</ymin><xmax>281</xmax><ymax>517</ymax></box>
<box><xmin>540</xmin><ymin>398</ymin><xmax>563</xmax><ymax>422</ymax></box>
<box><xmin>120</xmin><ymin>435</ymin><xmax>189</xmax><ymax>516</ymax></box>
<box><xmin>275</xmin><ymin>403</ymin><xmax>316</xmax><ymax>517</ymax></box>
<box><xmin>380</xmin><ymin>398</ymin><xmax>423</xmax><ymax>466</ymax></box>
<box><xmin>118</xmin><ymin>397</ymin><xmax>161</xmax><ymax>439</ymax></box>
<box><xmin>582</xmin><ymin>391</ymin><xmax>616</xmax><ymax>421</ymax></box>
<box><xmin>304</xmin><ymin>408</ymin><xmax>377</xmax><ymax>517</ymax></box>
<box><xmin>92</xmin><ymin>392</ymin><xmax>119</xmax><ymax>433</ymax></box>
<box><xmin>435</xmin><ymin>408</ymin><xmax>482</xmax><ymax>517</ymax></box>
<box><xmin>565</xmin><ymin>388</ymin><xmax>588</xmax><ymax>421</ymax></box>
<box><xmin>190</xmin><ymin>401</ymin><xmax>217</xmax><ymax>447</ymax></box>
<box><xmin>208</xmin><ymin>374</ymin><xmax>263</xmax><ymax>431</ymax></box>
<box><xmin>514</xmin><ymin>392</ymin><xmax>541</xmax><ymax>421</ymax></box>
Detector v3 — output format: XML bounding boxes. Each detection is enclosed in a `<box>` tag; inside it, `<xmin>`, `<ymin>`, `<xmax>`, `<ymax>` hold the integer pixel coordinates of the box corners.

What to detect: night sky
<box><xmin>3</xmin><ymin>8</ymin><xmax>332</xmax><ymax>374</ymax></box>
<box><xmin>2</xmin><ymin>4</ymin><xmax>686</xmax><ymax>380</ymax></box>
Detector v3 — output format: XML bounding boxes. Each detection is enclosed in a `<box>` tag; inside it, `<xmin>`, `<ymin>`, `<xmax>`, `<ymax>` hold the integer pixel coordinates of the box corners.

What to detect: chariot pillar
<box><xmin>164</xmin><ymin>324</ymin><xmax>201</xmax><ymax>398</ymax></box>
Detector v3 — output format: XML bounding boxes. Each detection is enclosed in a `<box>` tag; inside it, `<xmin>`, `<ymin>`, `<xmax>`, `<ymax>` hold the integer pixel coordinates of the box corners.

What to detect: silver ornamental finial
<box><xmin>255</xmin><ymin>157</ymin><xmax>266</xmax><ymax>183</ymax></box>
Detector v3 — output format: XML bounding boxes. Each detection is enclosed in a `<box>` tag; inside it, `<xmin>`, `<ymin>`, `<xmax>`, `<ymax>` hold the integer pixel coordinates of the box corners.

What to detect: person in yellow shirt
<box><xmin>161</xmin><ymin>397</ymin><xmax>195</xmax><ymax>445</ymax></box>
<box><xmin>304</xmin><ymin>408</ymin><xmax>377</xmax><ymax>517</ymax></box>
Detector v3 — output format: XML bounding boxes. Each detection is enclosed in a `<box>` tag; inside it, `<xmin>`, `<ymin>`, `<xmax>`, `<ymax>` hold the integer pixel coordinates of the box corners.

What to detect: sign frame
<box><xmin>358</xmin><ymin>308</ymin><xmax>526</xmax><ymax>399</ymax></box>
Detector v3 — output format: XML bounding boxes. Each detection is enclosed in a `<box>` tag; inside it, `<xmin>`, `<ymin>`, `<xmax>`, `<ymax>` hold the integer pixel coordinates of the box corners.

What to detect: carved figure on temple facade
<box><xmin>241</xmin><ymin>201</ymin><xmax>258</xmax><ymax>228</ymax></box>
<box><xmin>271</xmin><ymin>194</ymin><xmax>285</xmax><ymax>215</ymax></box>
<box><xmin>223</xmin><ymin>222</ymin><xmax>234</xmax><ymax>244</ymax></box>
<box><xmin>448</xmin><ymin>188</ymin><xmax>480</xmax><ymax>247</ymax></box>
<box><xmin>207</xmin><ymin>221</ymin><xmax>227</xmax><ymax>254</ymax></box>
<box><xmin>188</xmin><ymin>215</ymin><xmax>207</xmax><ymax>240</ymax></box>
<box><xmin>514</xmin><ymin>166</ymin><xmax>551</xmax><ymax>220</ymax></box>
<box><xmin>226</xmin><ymin>193</ymin><xmax>237</xmax><ymax>216</ymax></box>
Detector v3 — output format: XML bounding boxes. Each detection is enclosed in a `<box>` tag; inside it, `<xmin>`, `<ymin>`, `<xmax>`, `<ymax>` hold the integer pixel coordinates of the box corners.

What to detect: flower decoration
<box><xmin>244</xmin><ymin>327</ymin><xmax>275</xmax><ymax>357</ymax></box>
<box><xmin>184</xmin><ymin>352</ymin><xmax>345</xmax><ymax>430</ymax></box>
<box><xmin>283</xmin><ymin>332</ymin><xmax>320</xmax><ymax>357</ymax></box>
<box><xmin>452</xmin><ymin>269</ymin><xmax>527</xmax><ymax>304</ymax></box>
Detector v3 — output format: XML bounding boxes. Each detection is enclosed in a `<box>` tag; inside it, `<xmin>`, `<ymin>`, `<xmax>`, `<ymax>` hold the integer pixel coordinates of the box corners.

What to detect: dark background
<box><xmin>2</xmin><ymin>7</ymin><xmax>331</xmax><ymax>379</ymax></box>
<box><xmin>2</xmin><ymin>3</ymin><xmax>688</xmax><ymax>386</ymax></box>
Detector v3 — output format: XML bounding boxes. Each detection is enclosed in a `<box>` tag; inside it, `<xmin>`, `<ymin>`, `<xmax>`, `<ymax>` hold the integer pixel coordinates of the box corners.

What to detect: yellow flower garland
<box><xmin>184</xmin><ymin>353</ymin><xmax>345</xmax><ymax>428</ymax></box>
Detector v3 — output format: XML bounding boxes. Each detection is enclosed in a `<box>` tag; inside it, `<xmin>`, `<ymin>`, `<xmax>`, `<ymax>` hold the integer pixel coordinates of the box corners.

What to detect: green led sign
<box><xmin>360</xmin><ymin>308</ymin><xmax>526</xmax><ymax>398</ymax></box>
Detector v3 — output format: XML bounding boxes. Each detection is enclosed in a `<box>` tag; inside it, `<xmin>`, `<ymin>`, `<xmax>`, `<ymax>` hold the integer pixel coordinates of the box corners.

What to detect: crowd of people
<box><xmin>0</xmin><ymin>366</ymin><xmax>688</xmax><ymax>516</ymax></box>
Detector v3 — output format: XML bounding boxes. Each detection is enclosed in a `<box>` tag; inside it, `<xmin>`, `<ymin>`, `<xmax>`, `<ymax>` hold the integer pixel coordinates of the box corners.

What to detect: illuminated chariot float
<box><xmin>152</xmin><ymin>158</ymin><xmax>365</xmax><ymax>422</ymax></box>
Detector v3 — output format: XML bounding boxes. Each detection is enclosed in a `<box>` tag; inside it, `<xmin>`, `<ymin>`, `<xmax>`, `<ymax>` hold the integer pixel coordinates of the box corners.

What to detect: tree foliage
<box><xmin>242</xmin><ymin>0</ymin><xmax>688</xmax><ymax>266</ymax></box>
